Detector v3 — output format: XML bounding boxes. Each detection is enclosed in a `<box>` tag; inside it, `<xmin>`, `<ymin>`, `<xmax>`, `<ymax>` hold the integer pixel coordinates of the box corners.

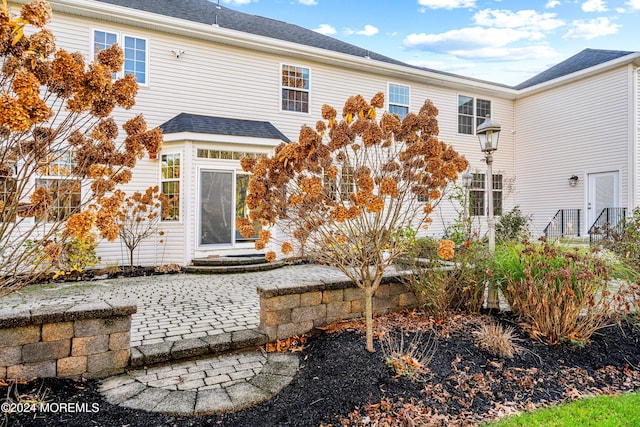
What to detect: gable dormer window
<box><xmin>281</xmin><ymin>64</ymin><xmax>309</xmax><ymax>113</ymax></box>
<box><xmin>93</xmin><ymin>30</ymin><xmax>148</xmax><ymax>85</ymax></box>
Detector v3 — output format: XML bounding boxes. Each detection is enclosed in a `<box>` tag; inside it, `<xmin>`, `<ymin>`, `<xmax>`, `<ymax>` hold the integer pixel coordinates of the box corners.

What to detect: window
<box><xmin>458</xmin><ymin>95</ymin><xmax>491</xmax><ymax>135</ymax></box>
<box><xmin>124</xmin><ymin>36</ymin><xmax>146</xmax><ymax>84</ymax></box>
<box><xmin>94</xmin><ymin>30</ymin><xmax>147</xmax><ymax>84</ymax></box>
<box><xmin>470</xmin><ymin>173</ymin><xmax>503</xmax><ymax>216</ymax></box>
<box><xmin>281</xmin><ymin>64</ymin><xmax>309</xmax><ymax>113</ymax></box>
<box><xmin>36</xmin><ymin>151</ymin><xmax>80</xmax><ymax>223</ymax></box>
<box><xmin>235</xmin><ymin>173</ymin><xmax>260</xmax><ymax>241</ymax></box>
<box><xmin>197</xmin><ymin>149</ymin><xmax>267</xmax><ymax>160</ymax></box>
<box><xmin>388</xmin><ymin>83</ymin><xmax>410</xmax><ymax>119</ymax></box>
<box><xmin>323</xmin><ymin>172</ymin><xmax>338</xmax><ymax>202</ymax></box>
<box><xmin>161</xmin><ymin>154</ymin><xmax>180</xmax><ymax>221</ymax></box>
<box><xmin>339</xmin><ymin>166</ymin><xmax>355</xmax><ymax>200</ymax></box>
<box><xmin>0</xmin><ymin>164</ymin><xmax>16</xmax><ymax>222</ymax></box>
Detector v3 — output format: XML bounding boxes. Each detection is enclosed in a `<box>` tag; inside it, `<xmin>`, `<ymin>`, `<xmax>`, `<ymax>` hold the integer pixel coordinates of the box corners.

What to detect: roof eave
<box><xmin>516</xmin><ymin>52</ymin><xmax>640</xmax><ymax>98</ymax></box>
<box><xmin>163</xmin><ymin>131</ymin><xmax>285</xmax><ymax>146</ymax></box>
<box><xmin>42</xmin><ymin>0</ymin><xmax>517</xmax><ymax>99</ymax></box>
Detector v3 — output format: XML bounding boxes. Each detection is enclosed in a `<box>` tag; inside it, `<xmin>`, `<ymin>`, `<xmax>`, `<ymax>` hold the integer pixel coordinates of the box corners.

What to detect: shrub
<box><xmin>406</xmin><ymin>241</ymin><xmax>488</xmax><ymax>318</ymax></box>
<box><xmin>473</xmin><ymin>321</ymin><xmax>523</xmax><ymax>359</ymax></box>
<box><xmin>380</xmin><ymin>328</ymin><xmax>436</xmax><ymax>378</ymax></box>
<box><xmin>491</xmin><ymin>241</ymin><xmax>640</xmax><ymax>344</ymax></box>
<box><xmin>495</xmin><ymin>206</ymin><xmax>532</xmax><ymax>243</ymax></box>
<box><xmin>601</xmin><ymin>207</ymin><xmax>640</xmax><ymax>273</ymax></box>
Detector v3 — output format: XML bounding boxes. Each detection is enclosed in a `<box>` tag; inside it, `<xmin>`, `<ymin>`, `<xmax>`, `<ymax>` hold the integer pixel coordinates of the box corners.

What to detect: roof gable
<box><xmin>515</xmin><ymin>48</ymin><xmax>636</xmax><ymax>90</ymax></box>
<box><xmin>160</xmin><ymin>113</ymin><xmax>290</xmax><ymax>142</ymax></box>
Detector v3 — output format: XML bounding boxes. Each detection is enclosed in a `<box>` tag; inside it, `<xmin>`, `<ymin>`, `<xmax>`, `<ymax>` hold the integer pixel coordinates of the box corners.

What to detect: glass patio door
<box><xmin>200</xmin><ymin>170</ymin><xmax>233</xmax><ymax>245</ymax></box>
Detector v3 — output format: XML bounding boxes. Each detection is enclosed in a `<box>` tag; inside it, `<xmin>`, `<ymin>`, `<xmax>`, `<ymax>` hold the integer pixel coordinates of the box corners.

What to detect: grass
<box><xmin>486</xmin><ymin>391</ymin><xmax>640</xmax><ymax>426</ymax></box>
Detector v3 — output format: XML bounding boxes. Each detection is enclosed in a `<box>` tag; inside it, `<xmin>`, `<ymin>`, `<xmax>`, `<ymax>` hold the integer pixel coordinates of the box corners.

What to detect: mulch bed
<box><xmin>2</xmin><ymin>311</ymin><xmax>640</xmax><ymax>427</ymax></box>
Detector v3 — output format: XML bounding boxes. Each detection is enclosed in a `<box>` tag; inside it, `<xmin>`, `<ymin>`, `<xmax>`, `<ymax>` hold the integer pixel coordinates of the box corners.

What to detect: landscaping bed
<box><xmin>2</xmin><ymin>310</ymin><xmax>640</xmax><ymax>426</ymax></box>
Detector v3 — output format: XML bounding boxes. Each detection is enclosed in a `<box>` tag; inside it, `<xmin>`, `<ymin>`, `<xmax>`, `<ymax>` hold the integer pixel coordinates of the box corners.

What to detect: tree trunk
<box><xmin>129</xmin><ymin>249</ymin><xmax>134</xmax><ymax>269</ymax></box>
<box><xmin>365</xmin><ymin>284</ymin><xmax>375</xmax><ymax>352</ymax></box>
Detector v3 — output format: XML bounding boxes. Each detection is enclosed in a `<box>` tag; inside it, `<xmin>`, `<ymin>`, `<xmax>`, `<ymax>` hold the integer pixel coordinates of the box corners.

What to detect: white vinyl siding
<box><xmin>514</xmin><ymin>67</ymin><xmax>631</xmax><ymax>236</ymax></box>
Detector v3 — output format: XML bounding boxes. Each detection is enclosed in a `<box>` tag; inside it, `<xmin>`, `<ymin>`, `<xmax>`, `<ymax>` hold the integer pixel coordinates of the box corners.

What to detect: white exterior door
<box><xmin>587</xmin><ymin>171</ymin><xmax>619</xmax><ymax>228</ymax></box>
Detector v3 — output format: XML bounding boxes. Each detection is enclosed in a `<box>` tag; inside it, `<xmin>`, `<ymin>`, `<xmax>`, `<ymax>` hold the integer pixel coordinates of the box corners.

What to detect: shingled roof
<box><xmin>160</xmin><ymin>113</ymin><xmax>290</xmax><ymax>142</ymax></box>
<box><xmin>515</xmin><ymin>48</ymin><xmax>636</xmax><ymax>90</ymax></box>
<box><xmin>95</xmin><ymin>0</ymin><xmax>409</xmax><ymax>68</ymax></box>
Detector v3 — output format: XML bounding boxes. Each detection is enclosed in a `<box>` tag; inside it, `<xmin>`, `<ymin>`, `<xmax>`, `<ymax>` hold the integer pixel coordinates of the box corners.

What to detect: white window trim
<box><xmin>160</xmin><ymin>152</ymin><xmax>182</xmax><ymax>223</ymax></box>
<box><xmin>91</xmin><ymin>28</ymin><xmax>149</xmax><ymax>86</ymax></box>
<box><xmin>279</xmin><ymin>63</ymin><xmax>311</xmax><ymax>115</ymax></box>
<box><xmin>456</xmin><ymin>94</ymin><xmax>492</xmax><ymax>136</ymax></box>
<box><xmin>387</xmin><ymin>82</ymin><xmax>410</xmax><ymax>117</ymax></box>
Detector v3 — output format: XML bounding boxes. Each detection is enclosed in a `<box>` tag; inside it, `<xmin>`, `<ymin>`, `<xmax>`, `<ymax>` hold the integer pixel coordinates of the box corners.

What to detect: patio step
<box><xmin>129</xmin><ymin>328</ymin><xmax>268</xmax><ymax>369</ymax></box>
<box><xmin>183</xmin><ymin>260</ymin><xmax>284</xmax><ymax>274</ymax></box>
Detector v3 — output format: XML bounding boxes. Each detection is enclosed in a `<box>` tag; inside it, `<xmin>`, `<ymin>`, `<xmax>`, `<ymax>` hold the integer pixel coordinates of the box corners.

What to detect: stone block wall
<box><xmin>258</xmin><ymin>274</ymin><xmax>418</xmax><ymax>341</ymax></box>
<box><xmin>0</xmin><ymin>300</ymin><xmax>136</xmax><ymax>380</ymax></box>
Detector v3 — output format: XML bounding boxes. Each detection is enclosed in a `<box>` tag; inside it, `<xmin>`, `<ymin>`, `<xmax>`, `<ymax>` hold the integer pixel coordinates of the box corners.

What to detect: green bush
<box><xmin>601</xmin><ymin>206</ymin><xmax>640</xmax><ymax>273</ymax></box>
<box><xmin>495</xmin><ymin>206</ymin><xmax>532</xmax><ymax>243</ymax></box>
<box><xmin>490</xmin><ymin>241</ymin><xmax>639</xmax><ymax>344</ymax></box>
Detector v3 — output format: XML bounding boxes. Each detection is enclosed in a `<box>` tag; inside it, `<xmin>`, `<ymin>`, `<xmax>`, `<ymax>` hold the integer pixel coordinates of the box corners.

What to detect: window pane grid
<box><xmin>161</xmin><ymin>154</ymin><xmax>180</xmax><ymax>221</ymax></box>
<box><xmin>281</xmin><ymin>64</ymin><xmax>310</xmax><ymax>113</ymax></box>
<box><xmin>35</xmin><ymin>179</ymin><xmax>81</xmax><ymax>222</ymax></box>
<box><xmin>458</xmin><ymin>95</ymin><xmax>491</xmax><ymax>135</ymax></box>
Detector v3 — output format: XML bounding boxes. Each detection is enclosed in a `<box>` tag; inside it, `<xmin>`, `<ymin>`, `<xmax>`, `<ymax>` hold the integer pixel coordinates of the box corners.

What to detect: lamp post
<box><xmin>476</xmin><ymin>115</ymin><xmax>501</xmax><ymax>310</ymax></box>
<box><xmin>461</xmin><ymin>170</ymin><xmax>473</xmax><ymax>238</ymax></box>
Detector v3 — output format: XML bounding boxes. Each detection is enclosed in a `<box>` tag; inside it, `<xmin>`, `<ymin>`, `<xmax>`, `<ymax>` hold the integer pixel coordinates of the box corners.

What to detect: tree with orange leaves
<box><xmin>0</xmin><ymin>0</ymin><xmax>161</xmax><ymax>296</ymax></box>
<box><xmin>239</xmin><ymin>92</ymin><xmax>468</xmax><ymax>351</ymax></box>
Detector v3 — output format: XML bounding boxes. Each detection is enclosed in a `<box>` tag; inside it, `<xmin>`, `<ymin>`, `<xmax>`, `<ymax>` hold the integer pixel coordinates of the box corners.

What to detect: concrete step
<box><xmin>182</xmin><ymin>260</ymin><xmax>285</xmax><ymax>274</ymax></box>
<box><xmin>191</xmin><ymin>255</ymin><xmax>268</xmax><ymax>267</ymax></box>
<box><xmin>129</xmin><ymin>327</ymin><xmax>268</xmax><ymax>369</ymax></box>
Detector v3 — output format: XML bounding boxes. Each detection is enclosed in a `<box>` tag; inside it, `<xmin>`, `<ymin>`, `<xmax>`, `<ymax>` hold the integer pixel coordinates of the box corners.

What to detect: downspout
<box><xmin>631</xmin><ymin>66</ymin><xmax>639</xmax><ymax>210</ymax></box>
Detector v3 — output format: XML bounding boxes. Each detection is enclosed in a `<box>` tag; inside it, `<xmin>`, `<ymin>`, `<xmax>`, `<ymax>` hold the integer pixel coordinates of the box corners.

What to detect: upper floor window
<box><xmin>388</xmin><ymin>83</ymin><xmax>409</xmax><ymax>119</ymax></box>
<box><xmin>94</xmin><ymin>30</ymin><xmax>147</xmax><ymax>84</ymax></box>
<box><xmin>281</xmin><ymin>64</ymin><xmax>309</xmax><ymax>113</ymax></box>
<box><xmin>458</xmin><ymin>95</ymin><xmax>491</xmax><ymax>135</ymax></box>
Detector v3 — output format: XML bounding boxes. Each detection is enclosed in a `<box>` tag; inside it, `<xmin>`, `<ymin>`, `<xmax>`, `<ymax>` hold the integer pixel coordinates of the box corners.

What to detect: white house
<box><xmin>14</xmin><ymin>0</ymin><xmax>640</xmax><ymax>267</ymax></box>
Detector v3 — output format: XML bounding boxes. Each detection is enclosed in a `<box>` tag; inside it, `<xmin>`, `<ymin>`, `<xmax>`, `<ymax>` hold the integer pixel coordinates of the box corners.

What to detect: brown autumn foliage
<box><xmin>239</xmin><ymin>92</ymin><xmax>468</xmax><ymax>351</ymax></box>
<box><xmin>0</xmin><ymin>0</ymin><xmax>162</xmax><ymax>296</ymax></box>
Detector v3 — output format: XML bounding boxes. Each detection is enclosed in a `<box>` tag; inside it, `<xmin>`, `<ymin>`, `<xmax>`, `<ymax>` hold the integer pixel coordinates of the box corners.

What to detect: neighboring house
<box><xmin>16</xmin><ymin>0</ymin><xmax>639</xmax><ymax>267</ymax></box>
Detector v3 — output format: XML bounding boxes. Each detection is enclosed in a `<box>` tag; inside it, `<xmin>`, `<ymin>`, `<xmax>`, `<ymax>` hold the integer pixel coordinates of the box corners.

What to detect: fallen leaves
<box><xmin>264</xmin><ymin>335</ymin><xmax>308</xmax><ymax>353</ymax></box>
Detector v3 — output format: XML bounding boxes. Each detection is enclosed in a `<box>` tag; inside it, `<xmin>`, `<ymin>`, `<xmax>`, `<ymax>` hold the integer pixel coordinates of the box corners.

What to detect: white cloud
<box><xmin>448</xmin><ymin>45</ymin><xmax>559</xmax><ymax>61</ymax></box>
<box><xmin>313</xmin><ymin>24</ymin><xmax>336</xmax><ymax>35</ymax></box>
<box><xmin>545</xmin><ymin>0</ymin><xmax>561</xmax><ymax>8</ymax></box>
<box><xmin>563</xmin><ymin>17</ymin><xmax>619</xmax><ymax>39</ymax></box>
<box><xmin>403</xmin><ymin>27</ymin><xmax>542</xmax><ymax>51</ymax></box>
<box><xmin>345</xmin><ymin>24</ymin><xmax>379</xmax><ymax>36</ymax></box>
<box><xmin>417</xmin><ymin>0</ymin><xmax>476</xmax><ymax>10</ymax></box>
<box><xmin>626</xmin><ymin>0</ymin><xmax>640</xmax><ymax>9</ymax></box>
<box><xmin>581</xmin><ymin>0</ymin><xmax>607</xmax><ymax>12</ymax></box>
<box><xmin>473</xmin><ymin>9</ymin><xmax>565</xmax><ymax>32</ymax></box>
<box><xmin>298</xmin><ymin>0</ymin><xmax>318</xmax><ymax>5</ymax></box>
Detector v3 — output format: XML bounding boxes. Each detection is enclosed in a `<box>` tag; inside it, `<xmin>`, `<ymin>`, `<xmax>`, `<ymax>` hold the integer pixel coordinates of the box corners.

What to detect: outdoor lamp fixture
<box><xmin>476</xmin><ymin>115</ymin><xmax>501</xmax><ymax>310</ymax></box>
<box><xmin>569</xmin><ymin>175</ymin><xmax>579</xmax><ymax>187</ymax></box>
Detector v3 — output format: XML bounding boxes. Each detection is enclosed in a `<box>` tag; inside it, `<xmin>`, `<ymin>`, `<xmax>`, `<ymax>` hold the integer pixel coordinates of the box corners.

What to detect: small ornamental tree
<box><xmin>116</xmin><ymin>186</ymin><xmax>168</xmax><ymax>268</ymax></box>
<box><xmin>0</xmin><ymin>0</ymin><xmax>162</xmax><ymax>296</ymax></box>
<box><xmin>238</xmin><ymin>92</ymin><xmax>468</xmax><ymax>351</ymax></box>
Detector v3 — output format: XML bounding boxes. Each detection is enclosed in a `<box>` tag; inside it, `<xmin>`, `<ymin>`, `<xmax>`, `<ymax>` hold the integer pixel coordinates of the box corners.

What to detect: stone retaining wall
<box><xmin>0</xmin><ymin>300</ymin><xmax>136</xmax><ymax>380</ymax></box>
<box><xmin>258</xmin><ymin>274</ymin><xmax>418</xmax><ymax>341</ymax></box>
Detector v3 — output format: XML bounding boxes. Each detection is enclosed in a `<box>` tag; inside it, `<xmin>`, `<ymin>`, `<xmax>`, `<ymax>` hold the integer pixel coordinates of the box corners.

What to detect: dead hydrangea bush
<box><xmin>238</xmin><ymin>92</ymin><xmax>468</xmax><ymax>351</ymax></box>
<box><xmin>0</xmin><ymin>0</ymin><xmax>162</xmax><ymax>295</ymax></box>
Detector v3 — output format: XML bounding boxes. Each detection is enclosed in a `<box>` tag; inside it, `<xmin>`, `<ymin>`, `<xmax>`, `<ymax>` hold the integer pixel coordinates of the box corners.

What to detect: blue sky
<box><xmin>219</xmin><ymin>0</ymin><xmax>640</xmax><ymax>85</ymax></box>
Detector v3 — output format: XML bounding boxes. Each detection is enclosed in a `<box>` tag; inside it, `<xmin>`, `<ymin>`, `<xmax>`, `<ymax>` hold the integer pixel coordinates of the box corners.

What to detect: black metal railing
<box><xmin>543</xmin><ymin>209</ymin><xmax>581</xmax><ymax>242</ymax></box>
<box><xmin>588</xmin><ymin>207</ymin><xmax>627</xmax><ymax>245</ymax></box>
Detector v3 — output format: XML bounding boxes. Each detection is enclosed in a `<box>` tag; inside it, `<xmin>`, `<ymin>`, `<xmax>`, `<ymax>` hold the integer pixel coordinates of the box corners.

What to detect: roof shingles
<box><xmin>160</xmin><ymin>113</ymin><xmax>290</xmax><ymax>142</ymax></box>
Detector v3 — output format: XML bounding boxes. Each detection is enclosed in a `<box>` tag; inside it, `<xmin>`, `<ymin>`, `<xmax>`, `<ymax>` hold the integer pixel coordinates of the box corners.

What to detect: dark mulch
<box><xmin>2</xmin><ymin>312</ymin><xmax>640</xmax><ymax>427</ymax></box>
